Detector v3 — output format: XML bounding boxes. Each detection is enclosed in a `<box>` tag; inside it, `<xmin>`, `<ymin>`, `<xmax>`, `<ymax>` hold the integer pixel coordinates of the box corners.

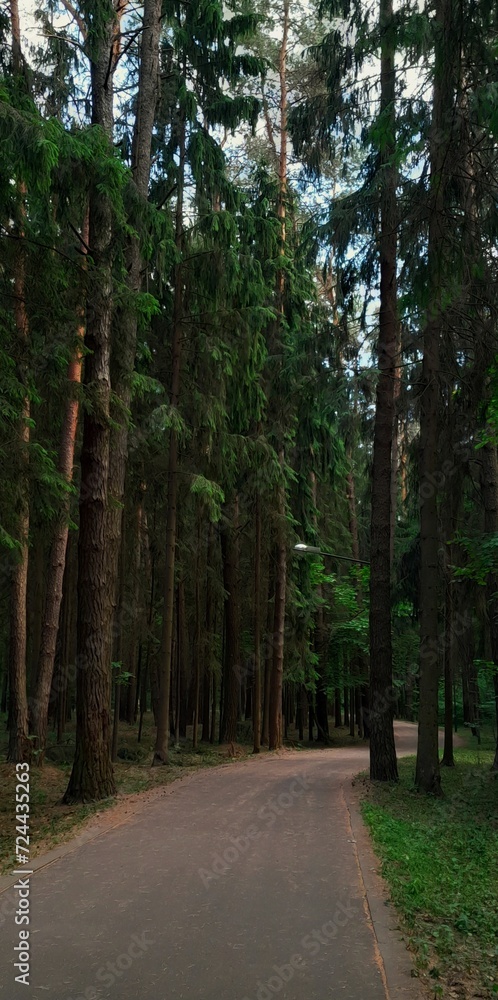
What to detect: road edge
<box><xmin>342</xmin><ymin>778</ymin><xmax>427</xmax><ymax>1000</ymax></box>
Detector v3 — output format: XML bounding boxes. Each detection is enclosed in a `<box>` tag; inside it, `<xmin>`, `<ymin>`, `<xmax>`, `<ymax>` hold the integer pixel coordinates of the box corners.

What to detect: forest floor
<box><xmin>360</xmin><ymin>728</ymin><xmax>498</xmax><ymax>1000</ymax></box>
<box><xmin>0</xmin><ymin>712</ymin><xmax>366</xmax><ymax>873</ymax></box>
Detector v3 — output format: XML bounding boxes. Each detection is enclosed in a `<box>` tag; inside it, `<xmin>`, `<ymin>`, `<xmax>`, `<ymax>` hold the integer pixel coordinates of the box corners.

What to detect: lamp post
<box><xmin>294</xmin><ymin>543</ymin><xmax>369</xmax><ymax>566</ymax></box>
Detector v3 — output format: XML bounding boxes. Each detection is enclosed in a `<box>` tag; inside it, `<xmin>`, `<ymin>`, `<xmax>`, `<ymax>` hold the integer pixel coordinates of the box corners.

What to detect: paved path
<box><xmin>1</xmin><ymin>722</ymin><xmax>432</xmax><ymax>1000</ymax></box>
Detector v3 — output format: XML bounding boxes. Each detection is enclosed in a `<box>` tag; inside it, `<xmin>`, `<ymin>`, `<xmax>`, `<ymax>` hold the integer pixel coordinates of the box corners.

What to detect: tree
<box><xmin>368</xmin><ymin>0</ymin><xmax>399</xmax><ymax>782</ymax></box>
<box><xmin>30</xmin><ymin>213</ymin><xmax>88</xmax><ymax>759</ymax></box>
<box><xmin>415</xmin><ymin>0</ymin><xmax>458</xmax><ymax>796</ymax></box>
<box><xmin>64</xmin><ymin>0</ymin><xmax>126</xmax><ymax>802</ymax></box>
<box><xmin>7</xmin><ymin>0</ymin><xmax>32</xmax><ymax>764</ymax></box>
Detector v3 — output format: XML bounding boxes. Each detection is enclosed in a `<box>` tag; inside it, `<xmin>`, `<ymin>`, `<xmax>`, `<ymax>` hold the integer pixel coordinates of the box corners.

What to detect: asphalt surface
<box><xmin>1</xmin><ymin>722</ymin><xmax>429</xmax><ymax>1000</ymax></box>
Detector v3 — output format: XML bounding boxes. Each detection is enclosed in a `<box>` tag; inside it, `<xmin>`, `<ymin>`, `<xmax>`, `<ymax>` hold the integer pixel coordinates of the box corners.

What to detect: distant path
<box><xmin>1</xmin><ymin>722</ymin><xmax>449</xmax><ymax>1000</ymax></box>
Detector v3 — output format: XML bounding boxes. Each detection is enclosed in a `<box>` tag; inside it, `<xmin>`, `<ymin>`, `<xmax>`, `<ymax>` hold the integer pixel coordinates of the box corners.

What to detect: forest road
<box><xmin>1</xmin><ymin>721</ymin><xmax>443</xmax><ymax>1000</ymax></box>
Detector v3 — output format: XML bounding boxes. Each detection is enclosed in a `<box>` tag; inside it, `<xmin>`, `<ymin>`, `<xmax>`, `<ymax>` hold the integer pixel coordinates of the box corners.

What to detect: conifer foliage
<box><xmin>1</xmin><ymin>0</ymin><xmax>498</xmax><ymax>798</ymax></box>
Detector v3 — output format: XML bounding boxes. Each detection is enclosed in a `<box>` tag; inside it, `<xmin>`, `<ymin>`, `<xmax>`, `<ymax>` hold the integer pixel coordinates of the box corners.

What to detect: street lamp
<box><xmin>294</xmin><ymin>542</ymin><xmax>369</xmax><ymax>566</ymax></box>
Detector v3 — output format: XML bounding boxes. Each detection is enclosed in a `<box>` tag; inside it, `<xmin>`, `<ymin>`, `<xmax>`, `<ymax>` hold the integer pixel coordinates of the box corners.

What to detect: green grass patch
<box><xmin>361</xmin><ymin>743</ymin><xmax>498</xmax><ymax>998</ymax></box>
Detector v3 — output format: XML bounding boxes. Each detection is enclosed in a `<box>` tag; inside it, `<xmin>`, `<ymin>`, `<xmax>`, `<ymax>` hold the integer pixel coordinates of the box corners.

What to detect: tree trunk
<box><xmin>27</xmin><ymin>532</ymin><xmax>44</xmax><ymax>689</ymax></box>
<box><xmin>261</xmin><ymin>578</ymin><xmax>274</xmax><ymax>746</ymax></box>
<box><xmin>441</xmin><ymin>584</ymin><xmax>455</xmax><ymax>767</ymax></box>
<box><xmin>315</xmin><ymin>603</ymin><xmax>329</xmax><ymax>742</ymax></box>
<box><xmin>441</xmin><ymin>482</ymin><xmax>459</xmax><ymax>767</ymax></box>
<box><xmin>153</xmin><ymin>108</ymin><xmax>186</xmax><ymax>766</ymax></box>
<box><xmin>201</xmin><ymin>524</ymin><xmax>215</xmax><ymax>742</ymax></box>
<box><xmin>31</xmin><ymin>212</ymin><xmax>89</xmax><ymax>758</ymax></box>
<box><xmin>253</xmin><ymin>496</ymin><xmax>262</xmax><ymax>753</ymax></box>
<box><xmin>269</xmin><ymin>484</ymin><xmax>287</xmax><ymax>750</ymax></box>
<box><xmin>390</xmin><ymin>323</ymin><xmax>402</xmax><ymax>567</ymax></box>
<box><xmin>368</xmin><ymin>0</ymin><xmax>399</xmax><ymax>782</ymax></box>
<box><xmin>107</xmin><ymin>0</ymin><xmax>161</xmax><ymax>696</ymax></box>
<box><xmin>192</xmin><ymin>519</ymin><xmax>202</xmax><ymax>749</ymax></box>
<box><xmin>55</xmin><ymin>530</ymin><xmax>77</xmax><ymax>742</ymax></box>
<box><xmin>125</xmin><ymin>498</ymin><xmax>144</xmax><ymax>724</ymax></box>
<box><xmin>480</xmin><ymin>441</ymin><xmax>498</xmax><ymax>770</ymax></box>
<box><xmin>334</xmin><ymin>689</ymin><xmax>342</xmax><ymax>729</ymax></box>
<box><xmin>266</xmin><ymin>1</ymin><xmax>289</xmax><ymax>753</ymax></box>
<box><xmin>178</xmin><ymin>580</ymin><xmax>188</xmax><ymax>739</ymax></box>
<box><xmin>299</xmin><ymin>685</ymin><xmax>306</xmax><ymax>741</ymax></box>
<box><xmin>63</xmin><ymin>5</ymin><xmax>122</xmax><ymax>803</ymax></box>
<box><xmin>415</xmin><ymin>0</ymin><xmax>456</xmax><ymax>796</ymax></box>
<box><xmin>220</xmin><ymin>499</ymin><xmax>241</xmax><ymax>744</ymax></box>
<box><xmin>7</xmin><ymin>0</ymin><xmax>31</xmax><ymax>765</ymax></box>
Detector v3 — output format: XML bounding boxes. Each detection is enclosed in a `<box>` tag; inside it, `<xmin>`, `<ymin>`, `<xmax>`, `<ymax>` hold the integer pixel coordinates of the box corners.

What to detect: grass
<box><xmin>360</xmin><ymin>730</ymin><xmax>498</xmax><ymax>999</ymax></box>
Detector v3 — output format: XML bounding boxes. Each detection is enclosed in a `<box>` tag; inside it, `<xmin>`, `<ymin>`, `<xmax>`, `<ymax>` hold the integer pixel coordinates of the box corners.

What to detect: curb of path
<box><xmin>340</xmin><ymin>726</ymin><xmax>466</xmax><ymax>1000</ymax></box>
<box><xmin>341</xmin><ymin>778</ymin><xmax>427</xmax><ymax>1000</ymax></box>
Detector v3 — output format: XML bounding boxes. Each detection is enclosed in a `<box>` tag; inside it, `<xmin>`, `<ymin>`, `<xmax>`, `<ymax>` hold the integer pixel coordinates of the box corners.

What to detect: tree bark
<box><xmin>201</xmin><ymin>524</ymin><xmax>216</xmax><ymax>742</ymax></box>
<box><xmin>125</xmin><ymin>497</ymin><xmax>144</xmax><ymax>724</ymax></box>
<box><xmin>261</xmin><ymin>573</ymin><xmax>274</xmax><ymax>746</ymax></box>
<box><xmin>368</xmin><ymin>0</ymin><xmax>398</xmax><ymax>782</ymax></box>
<box><xmin>220</xmin><ymin>499</ymin><xmax>241</xmax><ymax>744</ymax></box>
<box><xmin>415</xmin><ymin>0</ymin><xmax>456</xmax><ymax>795</ymax></box>
<box><xmin>7</xmin><ymin>0</ymin><xmax>31</xmax><ymax>765</ymax></box>
<box><xmin>252</xmin><ymin>495</ymin><xmax>262</xmax><ymax>753</ymax></box>
<box><xmin>269</xmin><ymin>481</ymin><xmax>287</xmax><ymax>750</ymax></box>
<box><xmin>266</xmin><ymin>0</ymin><xmax>289</xmax><ymax>753</ymax></box>
<box><xmin>31</xmin><ymin>213</ymin><xmax>89</xmax><ymax>759</ymax></box>
<box><xmin>480</xmin><ymin>441</ymin><xmax>498</xmax><ymax>770</ymax></box>
<box><xmin>441</xmin><ymin>476</ymin><xmax>459</xmax><ymax>767</ymax></box>
<box><xmin>315</xmin><ymin>600</ymin><xmax>329</xmax><ymax>741</ymax></box>
<box><xmin>107</xmin><ymin>0</ymin><xmax>162</xmax><ymax>689</ymax></box>
<box><xmin>153</xmin><ymin>108</ymin><xmax>186</xmax><ymax>765</ymax></box>
<box><xmin>64</xmin><ymin>3</ymin><xmax>122</xmax><ymax>803</ymax></box>
<box><xmin>192</xmin><ymin>519</ymin><xmax>202</xmax><ymax>749</ymax></box>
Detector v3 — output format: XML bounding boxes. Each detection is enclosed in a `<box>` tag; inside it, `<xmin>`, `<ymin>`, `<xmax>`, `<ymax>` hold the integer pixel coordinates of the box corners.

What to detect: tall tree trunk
<box><xmin>315</xmin><ymin>613</ymin><xmax>329</xmax><ymax>741</ymax></box>
<box><xmin>344</xmin><ymin>685</ymin><xmax>350</xmax><ymax>727</ymax></box>
<box><xmin>192</xmin><ymin>519</ymin><xmax>202</xmax><ymax>749</ymax></box>
<box><xmin>31</xmin><ymin>213</ymin><xmax>89</xmax><ymax>758</ymax></box>
<box><xmin>125</xmin><ymin>497</ymin><xmax>144</xmax><ymax>724</ymax></box>
<box><xmin>266</xmin><ymin>0</ymin><xmax>289</xmax><ymax>753</ymax></box>
<box><xmin>415</xmin><ymin>0</ymin><xmax>456</xmax><ymax>795</ymax></box>
<box><xmin>252</xmin><ymin>495</ymin><xmax>262</xmax><ymax>753</ymax></box>
<box><xmin>262</xmin><ymin>573</ymin><xmax>274</xmax><ymax>746</ymax></box>
<box><xmin>368</xmin><ymin>0</ymin><xmax>398</xmax><ymax>782</ymax></box>
<box><xmin>7</xmin><ymin>0</ymin><xmax>30</xmax><ymax>764</ymax></box>
<box><xmin>441</xmin><ymin>473</ymin><xmax>459</xmax><ymax>767</ymax></box>
<box><xmin>220</xmin><ymin>499</ymin><xmax>241</xmax><ymax>744</ymax></box>
<box><xmin>269</xmin><ymin>485</ymin><xmax>286</xmax><ymax>750</ymax></box>
<box><xmin>64</xmin><ymin>4</ymin><xmax>122</xmax><ymax>803</ymax></box>
<box><xmin>27</xmin><ymin>531</ymin><xmax>44</xmax><ymax>688</ymax></box>
<box><xmin>390</xmin><ymin>325</ymin><xmax>402</xmax><ymax>567</ymax></box>
<box><xmin>334</xmin><ymin>689</ymin><xmax>342</xmax><ymax>728</ymax></box>
<box><xmin>201</xmin><ymin>524</ymin><xmax>215</xmax><ymax>742</ymax></box>
<box><xmin>153</xmin><ymin>108</ymin><xmax>186</xmax><ymax>766</ymax></box>
<box><xmin>175</xmin><ymin>579</ymin><xmax>188</xmax><ymax>741</ymax></box>
<box><xmin>480</xmin><ymin>441</ymin><xmax>498</xmax><ymax>770</ymax></box>
<box><xmin>55</xmin><ymin>529</ymin><xmax>77</xmax><ymax>742</ymax></box>
<box><xmin>107</xmin><ymin>0</ymin><xmax>161</xmax><ymax>691</ymax></box>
